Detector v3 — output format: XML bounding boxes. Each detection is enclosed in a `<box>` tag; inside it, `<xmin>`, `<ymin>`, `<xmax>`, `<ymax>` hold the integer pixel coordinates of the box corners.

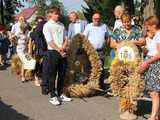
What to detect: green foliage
<box><xmin>122</xmin><ymin>0</ymin><xmax>135</xmax><ymax>15</ymax></box>
<box><xmin>49</xmin><ymin>0</ymin><xmax>68</xmax><ymax>26</ymax></box>
<box><xmin>27</xmin><ymin>0</ymin><xmax>68</xmax><ymax>26</ymax></box>
<box><xmin>36</xmin><ymin>0</ymin><xmax>47</xmax><ymax>16</ymax></box>
<box><xmin>155</xmin><ymin>0</ymin><xmax>160</xmax><ymax>16</ymax></box>
<box><xmin>0</xmin><ymin>0</ymin><xmax>18</xmax><ymax>27</ymax></box>
<box><xmin>83</xmin><ymin>0</ymin><xmax>121</xmax><ymax>26</ymax></box>
<box><xmin>83</xmin><ymin>0</ymin><xmax>136</xmax><ymax>26</ymax></box>
<box><xmin>76</xmin><ymin>11</ymin><xmax>85</xmax><ymax>20</ymax></box>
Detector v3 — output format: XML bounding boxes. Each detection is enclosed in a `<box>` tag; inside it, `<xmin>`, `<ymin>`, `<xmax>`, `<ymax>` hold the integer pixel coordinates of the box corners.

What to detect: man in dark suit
<box><xmin>30</xmin><ymin>16</ymin><xmax>49</xmax><ymax>95</ymax></box>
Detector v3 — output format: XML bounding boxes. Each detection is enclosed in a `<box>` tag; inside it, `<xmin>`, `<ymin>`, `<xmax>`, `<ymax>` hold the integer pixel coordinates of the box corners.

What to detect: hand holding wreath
<box><xmin>138</xmin><ymin>61</ymin><xmax>150</xmax><ymax>74</ymax></box>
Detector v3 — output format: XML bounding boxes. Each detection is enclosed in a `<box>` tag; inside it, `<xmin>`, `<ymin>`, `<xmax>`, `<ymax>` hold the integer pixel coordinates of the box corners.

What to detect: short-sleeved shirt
<box><xmin>43</xmin><ymin>20</ymin><xmax>65</xmax><ymax>50</ymax></box>
<box><xmin>147</xmin><ymin>31</ymin><xmax>160</xmax><ymax>56</ymax></box>
<box><xmin>112</xmin><ymin>25</ymin><xmax>143</xmax><ymax>42</ymax></box>
<box><xmin>83</xmin><ymin>23</ymin><xmax>110</xmax><ymax>50</ymax></box>
<box><xmin>68</xmin><ymin>20</ymin><xmax>87</xmax><ymax>40</ymax></box>
<box><xmin>11</xmin><ymin>22</ymin><xmax>21</xmax><ymax>36</ymax></box>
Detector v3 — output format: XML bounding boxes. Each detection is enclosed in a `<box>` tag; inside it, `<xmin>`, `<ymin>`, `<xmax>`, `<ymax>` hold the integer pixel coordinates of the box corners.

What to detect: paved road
<box><xmin>0</xmin><ymin>65</ymin><xmax>150</xmax><ymax>120</ymax></box>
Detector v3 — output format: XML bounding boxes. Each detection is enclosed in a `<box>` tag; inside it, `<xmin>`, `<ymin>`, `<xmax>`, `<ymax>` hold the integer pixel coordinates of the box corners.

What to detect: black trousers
<box><xmin>48</xmin><ymin>50</ymin><xmax>66</xmax><ymax>97</ymax></box>
<box><xmin>34</xmin><ymin>50</ymin><xmax>49</xmax><ymax>90</ymax></box>
<box><xmin>41</xmin><ymin>52</ymin><xmax>49</xmax><ymax>90</ymax></box>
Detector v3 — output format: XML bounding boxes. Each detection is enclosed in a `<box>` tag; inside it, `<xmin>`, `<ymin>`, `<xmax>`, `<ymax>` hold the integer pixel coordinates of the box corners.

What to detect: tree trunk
<box><xmin>155</xmin><ymin>0</ymin><xmax>160</xmax><ymax>16</ymax></box>
<box><xmin>122</xmin><ymin>0</ymin><xmax>135</xmax><ymax>15</ymax></box>
<box><xmin>0</xmin><ymin>0</ymin><xmax>4</xmax><ymax>25</ymax></box>
<box><xmin>143</xmin><ymin>0</ymin><xmax>155</xmax><ymax>19</ymax></box>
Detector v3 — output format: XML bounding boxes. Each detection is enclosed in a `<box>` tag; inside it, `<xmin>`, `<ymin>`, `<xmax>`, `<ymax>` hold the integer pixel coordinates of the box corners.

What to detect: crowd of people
<box><xmin>0</xmin><ymin>4</ymin><xmax>160</xmax><ymax>120</ymax></box>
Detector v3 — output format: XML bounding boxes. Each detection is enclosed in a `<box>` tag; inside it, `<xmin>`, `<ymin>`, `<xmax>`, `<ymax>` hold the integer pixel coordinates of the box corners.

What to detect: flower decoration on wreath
<box><xmin>108</xmin><ymin>40</ymin><xmax>144</xmax><ymax>120</ymax></box>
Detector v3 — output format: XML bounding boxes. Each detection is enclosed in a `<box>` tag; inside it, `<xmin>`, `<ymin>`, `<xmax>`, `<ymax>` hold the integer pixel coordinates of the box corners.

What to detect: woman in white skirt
<box><xmin>16</xmin><ymin>22</ymin><xmax>29</xmax><ymax>82</ymax></box>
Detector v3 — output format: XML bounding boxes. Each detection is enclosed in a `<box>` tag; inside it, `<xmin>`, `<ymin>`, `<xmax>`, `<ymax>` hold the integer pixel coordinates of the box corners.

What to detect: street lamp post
<box><xmin>0</xmin><ymin>0</ymin><xmax>4</xmax><ymax>25</ymax></box>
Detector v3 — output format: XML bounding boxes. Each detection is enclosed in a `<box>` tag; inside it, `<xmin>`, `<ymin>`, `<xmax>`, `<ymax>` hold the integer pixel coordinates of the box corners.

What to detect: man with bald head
<box><xmin>83</xmin><ymin>12</ymin><xmax>111</xmax><ymax>90</ymax></box>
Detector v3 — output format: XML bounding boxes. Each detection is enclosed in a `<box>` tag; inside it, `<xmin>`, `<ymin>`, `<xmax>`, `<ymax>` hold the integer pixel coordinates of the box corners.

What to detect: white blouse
<box><xmin>16</xmin><ymin>31</ymin><xmax>28</xmax><ymax>54</ymax></box>
<box><xmin>147</xmin><ymin>31</ymin><xmax>160</xmax><ymax>56</ymax></box>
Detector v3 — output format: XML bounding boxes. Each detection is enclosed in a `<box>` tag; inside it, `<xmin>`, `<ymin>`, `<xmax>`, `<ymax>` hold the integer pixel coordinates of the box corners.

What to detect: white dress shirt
<box><xmin>43</xmin><ymin>20</ymin><xmax>65</xmax><ymax>50</ymax></box>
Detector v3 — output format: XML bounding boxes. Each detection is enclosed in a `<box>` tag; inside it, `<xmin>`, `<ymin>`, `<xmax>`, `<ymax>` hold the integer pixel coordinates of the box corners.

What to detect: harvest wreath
<box><xmin>108</xmin><ymin>40</ymin><xmax>144</xmax><ymax>120</ymax></box>
<box><xmin>64</xmin><ymin>34</ymin><xmax>102</xmax><ymax>97</ymax></box>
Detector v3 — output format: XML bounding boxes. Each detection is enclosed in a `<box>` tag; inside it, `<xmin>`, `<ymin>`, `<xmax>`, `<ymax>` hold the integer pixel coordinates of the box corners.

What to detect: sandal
<box><xmin>148</xmin><ymin>116</ymin><xmax>157</xmax><ymax>120</ymax></box>
<box><xmin>34</xmin><ymin>80</ymin><xmax>40</xmax><ymax>86</ymax></box>
<box><xmin>21</xmin><ymin>77</ymin><xmax>26</xmax><ymax>83</ymax></box>
<box><xmin>34</xmin><ymin>76</ymin><xmax>40</xmax><ymax>86</ymax></box>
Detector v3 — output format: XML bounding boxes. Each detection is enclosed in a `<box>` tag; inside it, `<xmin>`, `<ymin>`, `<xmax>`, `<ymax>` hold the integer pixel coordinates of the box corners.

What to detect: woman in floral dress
<box><xmin>110</xmin><ymin>14</ymin><xmax>145</xmax><ymax>50</ymax></box>
<box><xmin>139</xmin><ymin>16</ymin><xmax>160</xmax><ymax>120</ymax></box>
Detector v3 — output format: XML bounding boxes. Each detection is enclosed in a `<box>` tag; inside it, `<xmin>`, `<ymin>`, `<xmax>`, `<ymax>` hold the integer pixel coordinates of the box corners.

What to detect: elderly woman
<box><xmin>139</xmin><ymin>16</ymin><xmax>160</xmax><ymax>120</ymax></box>
<box><xmin>110</xmin><ymin>13</ymin><xmax>145</xmax><ymax>49</ymax></box>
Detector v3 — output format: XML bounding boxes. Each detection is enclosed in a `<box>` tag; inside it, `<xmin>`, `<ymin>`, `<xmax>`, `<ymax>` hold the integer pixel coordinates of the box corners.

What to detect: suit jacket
<box><xmin>30</xmin><ymin>21</ymin><xmax>47</xmax><ymax>56</ymax></box>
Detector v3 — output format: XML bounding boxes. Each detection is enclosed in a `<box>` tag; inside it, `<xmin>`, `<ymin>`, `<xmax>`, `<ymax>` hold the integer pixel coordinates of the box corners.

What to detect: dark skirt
<box><xmin>143</xmin><ymin>56</ymin><xmax>160</xmax><ymax>92</ymax></box>
<box><xmin>0</xmin><ymin>38</ymin><xmax>10</xmax><ymax>55</ymax></box>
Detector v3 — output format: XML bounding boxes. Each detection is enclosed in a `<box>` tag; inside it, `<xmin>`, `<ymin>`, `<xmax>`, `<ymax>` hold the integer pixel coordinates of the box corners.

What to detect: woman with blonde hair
<box><xmin>16</xmin><ymin>21</ymin><xmax>29</xmax><ymax>82</ymax></box>
<box><xmin>139</xmin><ymin>16</ymin><xmax>160</xmax><ymax>120</ymax></box>
<box><xmin>111</xmin><ymin>13</ymin><xmax>145</xmax><ymax>49</ymax></box>
<box><xmin>11</xmin><ymin>16</ymin><xmax>26</xmax><ymax>40</ymax></box>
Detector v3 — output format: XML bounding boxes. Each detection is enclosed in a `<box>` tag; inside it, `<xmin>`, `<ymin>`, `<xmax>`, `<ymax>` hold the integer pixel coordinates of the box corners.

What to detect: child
<box><xmin>43</xmin><ymin>6</ymin><xmax>72</xmax><ymax>105</ymax></box>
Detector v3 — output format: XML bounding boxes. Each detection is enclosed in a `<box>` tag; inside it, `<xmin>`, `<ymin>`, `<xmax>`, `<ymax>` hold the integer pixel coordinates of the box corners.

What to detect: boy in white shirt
<box><xmin>43</xmin><ymin>6</ymin><xmax>72</xmax><ymax>106</ymax></box>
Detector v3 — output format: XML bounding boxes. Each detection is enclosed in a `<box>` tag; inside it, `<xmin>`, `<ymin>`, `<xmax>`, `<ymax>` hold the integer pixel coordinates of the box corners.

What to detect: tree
<box><xmin>49</xmin><ymin>0</ymin><xmax>68</xmax><ymax>26</ymax></box>
<box><xmin>141</xmin><ymin>0</ymin><xmax>160</xmax><ymax>19</ymax></box>
<box><xmin>83</xmin><ymin>0</ymin><xmax>160</xmax><ymax>26</ymax></box>
<box><xmin>0</xmin><ymin>0</ymin><xmax>4</xmax><ymax>25</ymax></box>
<box><xmin>26</xmin><ymin>0</ymin><xmax>68</xmax><ymax>26</ymax></box>
<box><xmin>0</xmin><ymin>0</ymin><xmax>22</xmax><ymax>26</ymax></box>
<box><xmin>155</xmin><ymin>0</ymin><xmax>160</xmax><ymax>16</ymax></box>
<box><xmin>76</xmin><ymin>11</ymin><xmax>85</xmax><ymax>20</ymax></box>
<box><xmin>122</xmin><ymin>0</ymin><xmax>135</xmax><ymax>15</ymax></box>
<box><xmin>25</xmin><ymin>0</ymin><xmax>48</xmax><ymax>16</ymax></box>
<box><xmin>82</xmin><ymin>0</ymin><xmax>121</xmax><ymax>26</ymax></box>
<box><xmin>142</xmin><ymin>0</ymin><xmax>155</xmax><ymax>19</ymax></box>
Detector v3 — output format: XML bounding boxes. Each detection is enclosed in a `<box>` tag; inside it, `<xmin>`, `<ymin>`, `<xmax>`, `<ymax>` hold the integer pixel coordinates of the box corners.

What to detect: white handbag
<box><xmin>23</xmin><ymin>54</ymin><xmax>36</xmax><ymax>70</ymax></box>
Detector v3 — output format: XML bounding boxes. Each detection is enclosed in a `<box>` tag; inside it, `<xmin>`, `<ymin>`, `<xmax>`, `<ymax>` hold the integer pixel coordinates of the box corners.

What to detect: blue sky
<box><xmin>60</xmin><ymin>0</ymin><xmax>87</xmax><ymax>11</ymax></box>
<box><xmin>22</xmin><ymin>0</ymin><xmax>86</xmax><ymax>12</ymax></box>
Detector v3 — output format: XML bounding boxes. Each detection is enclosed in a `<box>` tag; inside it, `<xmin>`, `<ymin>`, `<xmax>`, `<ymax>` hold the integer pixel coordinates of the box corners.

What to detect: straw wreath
<box><xmin>64</xmin><ymin>34</ymin><xmax>102</xmax><ymax>97</ymax></box>
<box><xmin>108</xmin><ymin>40</ymin><xmax>144</xmax><ymax>113</ymax></box>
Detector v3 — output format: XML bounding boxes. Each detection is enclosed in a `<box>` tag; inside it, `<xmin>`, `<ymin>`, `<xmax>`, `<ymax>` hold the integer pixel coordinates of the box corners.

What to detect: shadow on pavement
<box><xmin>0</xmin><ymin>63</ymin><xmax>10</xmax><ymax>70</ymax></box>
<box><xmin>0</xmin><ymin>98</ymin><xmax>32</xmax><ymax>120</ymax></box>
<box><xmin>137</xmin><ymin>100</ymin><xmax>152</xmax><ymax>119</ymax></box>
